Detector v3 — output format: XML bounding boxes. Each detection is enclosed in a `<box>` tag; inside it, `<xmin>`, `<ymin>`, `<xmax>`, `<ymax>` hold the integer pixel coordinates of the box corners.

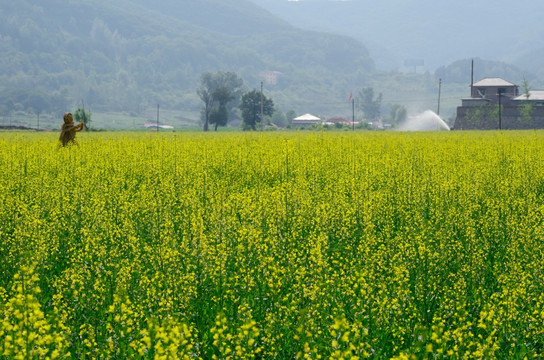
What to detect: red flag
<box><xmin>348</xmin><ymin>91</ymin><xmax>352</xmax><ymax>101</ymax></box>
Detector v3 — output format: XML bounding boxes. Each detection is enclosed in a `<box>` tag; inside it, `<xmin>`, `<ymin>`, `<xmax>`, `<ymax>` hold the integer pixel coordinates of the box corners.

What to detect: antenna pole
<box><xmin>352</xmin><ymin>98</ymin><xmax>355</xmax><ymax>130</ymax></box>
<box><xmin>471</xmin><ymin>59</ymin><xmax>474</xmax><ymax>97</ymax></box>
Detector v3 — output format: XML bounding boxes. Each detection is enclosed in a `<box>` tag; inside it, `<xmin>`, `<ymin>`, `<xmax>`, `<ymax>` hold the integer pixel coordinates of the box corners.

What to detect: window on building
<box><xmin>498</xmin><ymin>88</ymin><xmax>506</xmax><ymax>95</ymax></box>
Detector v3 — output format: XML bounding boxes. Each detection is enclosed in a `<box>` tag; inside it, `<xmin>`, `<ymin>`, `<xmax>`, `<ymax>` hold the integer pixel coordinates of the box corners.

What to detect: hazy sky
<box><xmin>252</xmin><ymin>0</ymin><xmax>544</xmax><ymax>71</ymax></box>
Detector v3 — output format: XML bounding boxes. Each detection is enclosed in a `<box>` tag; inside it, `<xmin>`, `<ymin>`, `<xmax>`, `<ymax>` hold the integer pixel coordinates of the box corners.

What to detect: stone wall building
<box><xmin>454</xmin><ymin>77</ymin><xmax>544</xmax><ymax>130</ymax></box>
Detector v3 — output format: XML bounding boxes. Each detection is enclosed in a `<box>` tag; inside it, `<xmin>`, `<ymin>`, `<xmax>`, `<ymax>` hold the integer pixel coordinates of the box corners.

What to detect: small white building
<box><xmin>292</xmin><ymin>113</ymin><xmax>321</xmax><ymax>127</ymax></box>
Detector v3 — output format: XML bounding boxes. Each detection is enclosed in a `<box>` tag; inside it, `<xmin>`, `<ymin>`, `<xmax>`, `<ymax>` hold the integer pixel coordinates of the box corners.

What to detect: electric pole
<box><xmin>470</xmin><ymin>59</ymin><xmax>474</xmax><ymax>97</ymax></box>
<box><xmin>352</xmin><ymin>98</ymin><xmax>355</xmax><ymax>131</ymax></box>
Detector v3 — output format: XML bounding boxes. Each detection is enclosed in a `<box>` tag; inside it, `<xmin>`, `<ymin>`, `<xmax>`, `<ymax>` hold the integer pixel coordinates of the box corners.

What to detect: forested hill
<box><xmin>129</xmin><ymin>0</ymin><xmax>291</xmax><ymax>36</ymax></box>
<box><xmin>0</xmin><ymin>0</ymin><xmax>374</xmax><ymax>117</ymax></box>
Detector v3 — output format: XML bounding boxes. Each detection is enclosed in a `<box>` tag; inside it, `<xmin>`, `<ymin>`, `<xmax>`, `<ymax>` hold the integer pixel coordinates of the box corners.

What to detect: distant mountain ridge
<box><xmin>130</xmin><ymin>0</ymin><xmax>293</xmax><ymax>36</ymax></box>
<box><xmin>3</xmin><ymin>0</ymin><xmax>540</xmax><ymax>124</ymax></box>
<box><xmin>250</xmin><ymin>0</ymin><xmax>544</xmax><ymax>74</ymax></box>
<box><xmin>0</xmin><ymin>0</ymin><xmax>374</xmax><ymax>117</ymax></box>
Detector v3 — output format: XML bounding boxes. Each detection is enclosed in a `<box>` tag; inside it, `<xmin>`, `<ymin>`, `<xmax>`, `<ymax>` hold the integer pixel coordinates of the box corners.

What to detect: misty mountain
<box><xmin>250</xmin><ymin>0</ymin><xmax>544</xmax><ymax>74</ymax></box>
<box><xmin>515</xmin><ymin>48</ymin><xmax>544</xmax><ymax>80</ymax></box>
<box><xmin>0</xmin><ymin>0</ymin><xmax>374</xmax><ymax>117</ymax></box>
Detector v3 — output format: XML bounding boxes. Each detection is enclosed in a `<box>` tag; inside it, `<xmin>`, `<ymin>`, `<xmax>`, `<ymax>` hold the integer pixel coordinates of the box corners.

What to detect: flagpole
<box><xmin>352</xmin><ymin>98</ymin><xmax>355</xmax><ymax>131</ymax></box>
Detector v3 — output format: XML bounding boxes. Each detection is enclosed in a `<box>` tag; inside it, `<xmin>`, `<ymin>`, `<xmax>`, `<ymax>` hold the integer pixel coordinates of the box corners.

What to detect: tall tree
<box><xmin>521</xmin><ymin>77</ymin><xmax>531</xmax><ymax>99</ymax></box>
<box><xmin>197</xmin><ymin>73</ymin><xmax>216</xmax><ymax>132</ymax></box>
<box><xmin>74</xmin><ymin>107</ymin><xmax>91</xmax><ymax>131</ymax></box>
<box><xmin>197</xmin><ymin>72</ymin><xmax>244</xmax><ymax>131</ymax></box>
<box><xmin>213</xmin><ymin>72</ymin><xmax>245</xmax><ymax>120</ymax></box>
<box><xmin>209</xmin><ymin>105</ymin><xmax>228</xmax><ymax>132</ymax></box>
<box><xmin>357</xmin><ymin>87</ymin><xmax>382</xmax><ymax>121</ymax></box>
<box><xmin>239</xmin><ymin>90</ymin><xmax>274</xmax><ymax>131</ymax></box>
<box><xmin>210</xmin><ymin>87</ymin><xmax>234</xmax><ymax>131</ymax></box>
<box><xmin>519</xmin><ymin>77</ymin><xmax>533</xmax><ymax>125</ymax></box>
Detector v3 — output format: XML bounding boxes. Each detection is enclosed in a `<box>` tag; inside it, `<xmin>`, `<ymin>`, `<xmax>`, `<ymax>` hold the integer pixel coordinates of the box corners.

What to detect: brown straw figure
<box><xmin>59</xmin><ymin>112</ymin><xmax>84</xmax><ymax>146</ymax></box>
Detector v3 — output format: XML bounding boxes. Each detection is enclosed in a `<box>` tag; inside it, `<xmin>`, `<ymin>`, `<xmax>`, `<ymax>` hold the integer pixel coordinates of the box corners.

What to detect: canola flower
<box><xmin>1</xmin><ymin>130</ymin><xmax>544</xmax><ymax>358</ymax></box>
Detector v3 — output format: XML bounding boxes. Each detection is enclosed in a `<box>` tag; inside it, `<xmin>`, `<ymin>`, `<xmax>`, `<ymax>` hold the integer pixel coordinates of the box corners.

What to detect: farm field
<box><xmin>1</xmin><ymin>131</ymin><xmax>544</xmax><ymax>359</ymax></box>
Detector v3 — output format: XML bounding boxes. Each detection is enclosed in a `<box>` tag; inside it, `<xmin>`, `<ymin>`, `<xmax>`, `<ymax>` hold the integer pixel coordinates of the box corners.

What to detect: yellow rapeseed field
<box><xmin>1</xmin><ymin>130</ymin><xmax>544</xmax><ymax>359</ymax></box>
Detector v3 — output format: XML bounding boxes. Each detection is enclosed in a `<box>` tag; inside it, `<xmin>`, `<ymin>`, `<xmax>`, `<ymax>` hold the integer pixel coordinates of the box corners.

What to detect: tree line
<box><xmin>197</xmin><ymin>71</ymin><xmax>408</xmax><ymax>131</ymax></box>
<box><xmin>197</xmin><ymin>71</ymin><xmax>274</xmax><ymax>131</ymax></box>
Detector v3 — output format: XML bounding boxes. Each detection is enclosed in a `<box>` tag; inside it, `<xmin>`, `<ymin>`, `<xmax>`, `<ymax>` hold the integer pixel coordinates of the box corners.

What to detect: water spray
<box><xmin>397</xmin><ymin>110</ymin><xmax>450</xmax><ymax>131</ymax></box>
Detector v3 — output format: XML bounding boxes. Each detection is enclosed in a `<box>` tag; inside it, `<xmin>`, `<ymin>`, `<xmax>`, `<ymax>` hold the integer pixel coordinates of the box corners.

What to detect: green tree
<box><xmin>209</xmin><ymin>87</ymin><xmax>235</xmax><ymax>131</ymax></box>
<box><xmin>357</xmin><ymin>87</ymin><xmax>382</xmax><ymax>121</ymax></box>
<box><xmin>197</xmin><ymin>73</ymin><xmax>216</xmax><ymax>132</ymax></box>
<box><xmin>214</xmin><ymin>72</ymin><xmax>245</xmax><ymax>120</ymax></box>
<box><xmin>522</xmin><ymin>77</ymin><xmax>531</xmax><ymax>99</ymax></box>
<box><xmin>285</xmin><ymin>110</ymin><xmax>297</xmax><ymax>126</ymax></box>
<box><xmin>74</xmin><ymin>107</ymin><xmax>91</xmax><ymax>131</ymax></box>
<box><xmin>239</xmin><ymin>90</ymin><xmax>274</xmax><ymax>131</ymax></box>
<box><xmin>518</xmin><ymin>77</ymin><xmax>533</xmax><ymax>126</ymax></box>
<box><xmin>197</xmin><ymin>72</ymin><xmax>244</xmax><ymax>131</ymax></box>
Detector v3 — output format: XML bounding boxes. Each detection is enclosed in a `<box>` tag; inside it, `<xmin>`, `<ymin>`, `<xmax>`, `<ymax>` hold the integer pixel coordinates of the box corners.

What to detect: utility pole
<box><xmin>352</xmin><ymin>98</ymin><xmax>355</xmax><ymax>131</ymax></box>
<box><xmin>470</xmin><ymin>59</ymin><xmax>474</xmax><ymax>97</ymax></box>
<box><xmin>37</xmin><ymin>111</ymin><xmax>40</xmax><ymax>130</ymax></box>
<box><xmin>437</xmin><ymin>78</ymin><xmax>442</xmax><ymax>116</ymax></box>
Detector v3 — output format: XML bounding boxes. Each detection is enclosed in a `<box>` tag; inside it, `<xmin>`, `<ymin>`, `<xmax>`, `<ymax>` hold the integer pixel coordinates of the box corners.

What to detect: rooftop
<box><xmin>473</xmin><ymin>78</ymin><xmax>517</xmax><ymax>87</ymax></box>
<box><xmin>293</xmin><ymin>113</ymin><xmax>321</xmax><ymax>122</ymax></box>
<box><xmin>513</xmin><ymin>90</ymin><xmax>544</xmax><ymax>101</ymax></box>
